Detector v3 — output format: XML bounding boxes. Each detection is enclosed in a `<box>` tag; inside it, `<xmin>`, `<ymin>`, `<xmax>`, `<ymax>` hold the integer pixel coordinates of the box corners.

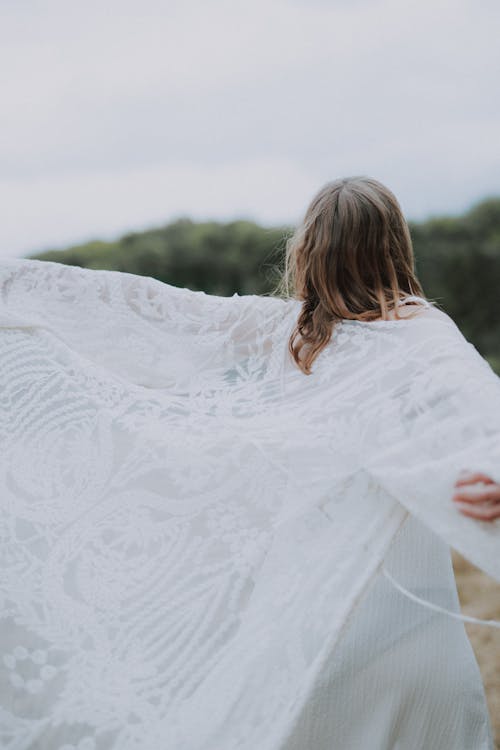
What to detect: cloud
<box><xmin>0</xmin><ymin>157</ymin><xmax>319</xmax><ymax>258</ymax></box>
<box><xmin>0</xmin><ymin>0</ymin><xmax>499</xmax><ymax>257</ymax></box>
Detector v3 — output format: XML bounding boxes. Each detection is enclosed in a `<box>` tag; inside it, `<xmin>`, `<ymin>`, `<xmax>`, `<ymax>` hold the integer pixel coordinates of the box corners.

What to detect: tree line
<box><xmin>29</xmin><ymin>197</ymin><xmax>500</xmax><ymax>373</ymax></box>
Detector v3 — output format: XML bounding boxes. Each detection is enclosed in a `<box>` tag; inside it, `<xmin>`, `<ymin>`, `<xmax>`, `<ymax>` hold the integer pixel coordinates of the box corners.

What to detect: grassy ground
<box><xmin>452</xmin><ymin>550</ymin><xmax>500</xmax><ymax>748</ymax></box>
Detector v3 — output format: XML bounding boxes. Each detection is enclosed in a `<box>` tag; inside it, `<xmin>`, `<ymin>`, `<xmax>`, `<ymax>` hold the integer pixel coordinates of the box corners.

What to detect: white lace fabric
<box><xmin>0</xmin><ymin>258</ymin><xmax>498</xmax><ymax>749</ymax></box>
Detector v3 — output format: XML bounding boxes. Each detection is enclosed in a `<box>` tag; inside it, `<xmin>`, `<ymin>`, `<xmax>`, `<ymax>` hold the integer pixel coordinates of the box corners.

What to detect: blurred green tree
<box><xmin>29</xmin><ymin>198</ymin><xmax>500</xmax><ymax>373</ymax></box>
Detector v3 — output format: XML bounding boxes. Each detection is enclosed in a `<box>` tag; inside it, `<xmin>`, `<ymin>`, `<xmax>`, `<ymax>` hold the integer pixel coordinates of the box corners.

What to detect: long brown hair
<box><xmin>273</xmin><ymin>176</ymin><xmax>432</xmax><ymax>375</ymax></box>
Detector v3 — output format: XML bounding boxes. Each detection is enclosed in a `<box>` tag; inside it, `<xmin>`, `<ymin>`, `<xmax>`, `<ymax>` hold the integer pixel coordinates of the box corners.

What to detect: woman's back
<box><xmin>281</xmin><ymin>514</ymin><xmax>494</xmax><ymax>749</ymax></box>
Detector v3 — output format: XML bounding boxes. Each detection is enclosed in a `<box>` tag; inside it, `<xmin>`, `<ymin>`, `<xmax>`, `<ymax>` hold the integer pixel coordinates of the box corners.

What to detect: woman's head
<box><xmin>275</xmin><ymin>176</ymin><xmax>428</xmax><ymax>375</ymax></box>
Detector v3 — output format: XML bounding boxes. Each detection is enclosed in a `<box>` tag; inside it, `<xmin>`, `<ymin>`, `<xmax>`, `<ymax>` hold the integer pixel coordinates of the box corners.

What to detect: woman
<box><xmin>269</xmin><ymin>176</ymin><xmax>500</xmax><ymax>749</ymax></box>
<box><xmin>278</xmin><ymin>176</ymin><xmax>500</xmax><ymax>521</ymax></box>
<box><xmin>0</xmin><ymin>176</ymin><xmax>499</xmax><ymax>749</ymax></box>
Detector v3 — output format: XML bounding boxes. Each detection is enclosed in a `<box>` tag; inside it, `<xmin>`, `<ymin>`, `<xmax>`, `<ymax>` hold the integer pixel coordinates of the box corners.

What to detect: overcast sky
<box><xmin>1</xmin><ymin>0</ymin><xmax>499</xmax><ymax>259</ymax></box>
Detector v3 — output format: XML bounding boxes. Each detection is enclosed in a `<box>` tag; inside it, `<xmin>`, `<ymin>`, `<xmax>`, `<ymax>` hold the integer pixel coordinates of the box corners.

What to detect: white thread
<box><xmin>382</xmin><ymin>565</ymin><xmax>500</xmax><ymax>629</ymax></box>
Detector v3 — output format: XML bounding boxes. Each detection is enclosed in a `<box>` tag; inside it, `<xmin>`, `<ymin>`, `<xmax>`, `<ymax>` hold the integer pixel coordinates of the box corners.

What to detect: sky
<box><xmin>1</xmin><ymin>0</ymin><xmax>499</xmax><ymax>259</ymax></box>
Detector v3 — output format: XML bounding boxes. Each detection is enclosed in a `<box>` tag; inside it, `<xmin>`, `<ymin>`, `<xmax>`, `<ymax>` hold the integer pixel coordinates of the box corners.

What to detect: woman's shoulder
<box><xmin>406</xmin><ymin>303</ymin><xmax>454</xmax><ymax>324</ymax></box>
<box><xmin>369</xmin><ymin>300</ymin><xmax>456</xmax><ymax>327</ymax></box>
<box><xmin>377</xmin><ymin>302</ymin><xmax>463</xmax><ymax>351</ymax></box>
<box><xmin>394</xmin><ymin>298</ymin><xmax>456</xmax><ymax>326</ymax></box>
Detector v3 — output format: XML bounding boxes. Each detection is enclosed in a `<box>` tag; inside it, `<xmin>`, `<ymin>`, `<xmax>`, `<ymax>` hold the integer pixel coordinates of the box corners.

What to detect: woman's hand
<box><xmin>452</xmin><ymin>471</ymin><xmax>500</xmax><ymax>521</ymax></box>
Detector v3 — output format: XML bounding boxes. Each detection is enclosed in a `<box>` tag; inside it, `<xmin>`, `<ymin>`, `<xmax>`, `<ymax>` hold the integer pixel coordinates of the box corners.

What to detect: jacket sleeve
<box><xmin>364</xmin><ymin>311</ymin><xmax>500</xmax><ymax>583</ymax></box>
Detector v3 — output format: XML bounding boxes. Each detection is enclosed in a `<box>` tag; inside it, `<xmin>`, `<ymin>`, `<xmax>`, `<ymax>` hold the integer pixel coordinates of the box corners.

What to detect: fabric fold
<box><xmin>0</xmin><ymin>257</ymin><xmax>498</xmax><ymax>749</ymax></box>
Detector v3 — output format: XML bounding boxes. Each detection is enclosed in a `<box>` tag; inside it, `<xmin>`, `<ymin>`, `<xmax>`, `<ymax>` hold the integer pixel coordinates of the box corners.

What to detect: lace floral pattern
<box><xmin>0</xmin><ymin>258</ymin><xmax>499</xmax><ymax>749</ymax></box>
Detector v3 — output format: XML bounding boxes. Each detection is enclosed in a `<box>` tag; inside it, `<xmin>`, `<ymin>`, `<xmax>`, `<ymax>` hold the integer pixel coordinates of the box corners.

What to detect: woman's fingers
<box><xmin>453</xmin><ymin>500</ymin><xmax>500</xmax><ymax>521</ymax></box>
<box><xmin>452</xmin><ymin>471</ymin><xmax>500</xmax><ymax>521</ymax></box>
<box><xmin>452</xmin><ymin>486</ymin><xmax>500</xmax><ymax>504</ymax></box>
<box><xmin>454</xmin><ymin>471</ymin><xmax>495</xmax><ymax>487</ymax></box>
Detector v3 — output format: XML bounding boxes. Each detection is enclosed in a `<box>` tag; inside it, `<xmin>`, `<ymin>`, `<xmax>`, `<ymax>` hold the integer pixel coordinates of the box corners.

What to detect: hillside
<box><xmin>28</xmin><ymin>198</ymin><xmax>500</xmax><ymax>373</ymax></box>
